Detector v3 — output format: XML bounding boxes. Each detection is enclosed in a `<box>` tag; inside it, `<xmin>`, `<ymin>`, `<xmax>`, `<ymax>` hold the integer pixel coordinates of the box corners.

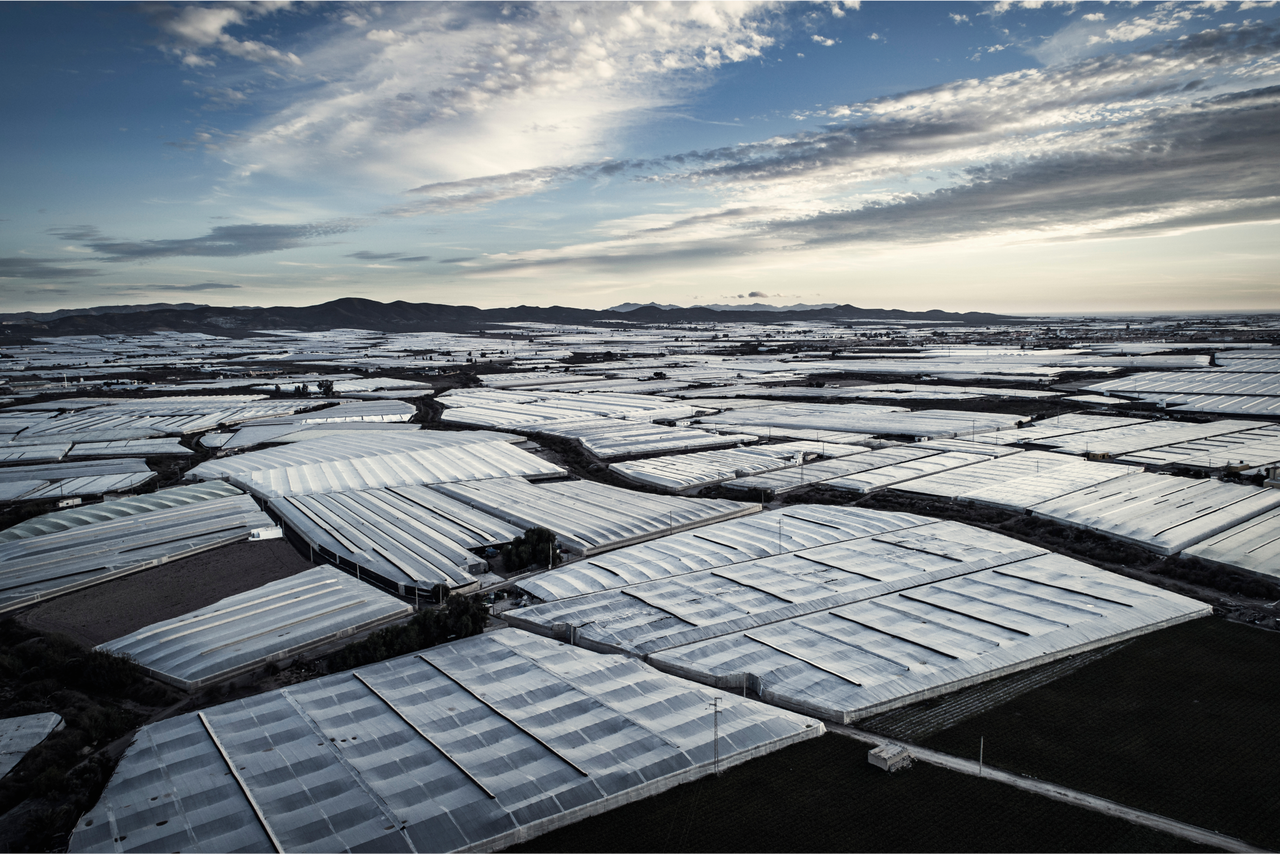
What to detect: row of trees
<box><xmin>325</xmin><ymin>593</ymin><xmax>491</xmax><ymax>672</ymax></box>
<box><xmin>502</xmin><ymin>526</ymin><xmax>561</xmax><ymax>572</ymax></box>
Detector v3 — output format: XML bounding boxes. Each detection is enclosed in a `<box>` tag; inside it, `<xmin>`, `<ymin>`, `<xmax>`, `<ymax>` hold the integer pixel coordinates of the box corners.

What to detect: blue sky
<box><xmin>2</xmin><ymin>1</ymin><xmax>1278</xmax><ymax>314</ymax></box>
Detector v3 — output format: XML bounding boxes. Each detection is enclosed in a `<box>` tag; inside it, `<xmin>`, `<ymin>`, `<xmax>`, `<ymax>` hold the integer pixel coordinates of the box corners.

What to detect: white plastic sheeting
<box><xmin>964</xmin><ymin>413</ymin><xmax>1148</xmax><ymax>446</ymax></box>
<box><xmin>0</xmin><ymin>443</ymin><xmax>69</xmax><ymax>463</ymax></box>
<box><xmin>1184</xmin><ymin>506</ymin><xmax>1280</xmax><ymax>580</ymax></box>
<box><xmin>533</xmin><ymin>417</ymin><xmax>759</xmax><ymax>459</ymax></box>
<box><xmin>725</xmin><ymin>446</ymin><xmax>940</xmax><ymax>495</ymax></box>
<box><xmin>507</xmin><ymin>520</ymin><xmax>1047</xmax><ymax>657</ymax></box>
<box><xmin>825</xmin><ymin>451</ymin><xmax>993</xmax><ymax>494</ymax></box>
<box><xmin>13</xmin><ymin>472</ymin><xmax>158</xmax><ymax>500</ymax></box>
<box><xmin>1031</xmin><ymin>473</ymin><xmax>1280</xmax><ymax>555</ymax></box>
<box><xmin>271</xmin><ymin>486</ymin><xmax>524</xmax><ymax>593</ymax></box>
<box><xmin>519</xmin><ymin>505</ymin><xmax>935</xmax><ymax>602</ymax></box>
<box><xmin>0</xmin><ymin>457</ymin><xmax>151</xmax><ymax>484</ymax></box>
<box><xmin>0</xmin><ymin>712</ymin><xmax>63</xmax><ymax>780</ymax></box>
<box><xmin>65</xmin><ymin>438</ymin><xmax>191</xmax><ymax>457</ymax></box>
<box><xmin>838</xmin><ymin>383</ymin><xmax>1060</xmax><ymax>400</ymax></box>
<box><xmin>609</xmin><ymin>443</ymin><xmax>824</xmax><ymax>492</ymax></box>
<box><xmin>99</xmin><ymin>567</ymin><xmax>414</xmax><ymax>690</ymax></box>
<box><xmin>910</xmin><ymin>438</ymin><xmax>1024</xmax><ymax>457</ymax></box>
<box><xmin>220</xmin><ymin>420</ymin><xmax>419</xmax><ymax>451</ymax></box>
<box><xmin>895</xmin><ymin>452</ymin><xmax>1140</xmax><ymax>510</ymax></box>
<box><xmin>650</xmin><ymin>554</ymin><xmax>1210</xmax><ymax>723</ymax></box>
<box><xmin>0</xmin><ymin>481</ymin><xmax>242</xmax><ymax>542</ymax></box>
<box><xmin>430</xmin><ymin>478</ymin><xmax>760</xmax><ymax>556</ymax></box>
<box><xmin>14</xmin><ymin>397</ymin><xmax>320</xmax><ymax>437</ymax></box>
<box><xmin>439</xmin><ymin>389</ymin><xmax>698</xmax><ymax>429</ymax></box>
<box><xmin>1117</xmin><ymin>425</ymin><xmax>1280</xmax><ymax>470</ymax></box>
<box><xmin>697</xmin><ymin>403</ymin><xmax>1024</xmax><ymax>439</ymax></box>
<box><xmin>1087</xmin><ymin>370</ymin><xmax>1280</xmax><ymax>398</ymax></box>
<box><xmin>188</xmin><ymin>433</ymin><xmax>566</xmax><ymax>499</ymax></box>
<box><xmin>0</xmin><ymin>457</ymin><xmax>158</xmax><ymax>501</ymax></box>
<box><xmin>1039</xmin><ymin>419</ymin><xmax>1261</xmax><ymax>457</ymax></box>
<box><xmin>692</xmin><ymin>423</ymin><xmax>877</xmax><ymax>444</ymax></box>
<box><xmin>1136</xmin><ymin>394</ymin><xmax>1280</xmax><ymax>417</ymax></box>
<box><xmin>250</xmin><ymin>399</ymin><xmax>416</xmax><ymax>425</ymax></box>
<box><xmin>0</xmin><ymin>494</ymin><xmax>277</xmax><ymax>614</ymax></box>
<box><xmin>73</xmin><ymin>630</ymin><xmax>823</xmax><ymax>854</ymax></box>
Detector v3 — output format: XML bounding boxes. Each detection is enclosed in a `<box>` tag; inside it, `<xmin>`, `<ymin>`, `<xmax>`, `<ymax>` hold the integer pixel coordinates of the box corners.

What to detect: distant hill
<box><xmin>0</xmin><ymin>298</ymin><xmax>1019</xmax><ymax>337</ymax></box>
<box><xmin>0</xmin><ymin>303</ymin><xmax>217</xmax><ymax>324</ymax></box>
<box><xmin>610</xmin><ymin>301</ymin><xmax>840</xmax><ymax>313</ymax></box>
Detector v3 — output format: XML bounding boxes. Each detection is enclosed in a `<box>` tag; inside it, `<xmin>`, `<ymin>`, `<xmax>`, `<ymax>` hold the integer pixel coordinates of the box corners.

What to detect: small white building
<box><xmin>868</xmin><ymin>743</ymin><xmax>912</xmax><ymax>772</ymax></box>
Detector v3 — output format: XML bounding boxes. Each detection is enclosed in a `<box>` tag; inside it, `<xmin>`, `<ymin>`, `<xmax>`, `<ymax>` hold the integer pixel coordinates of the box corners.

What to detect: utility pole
<box><xmin>708</xmin><ymin>698</ymin><xmax>722</xmax><ymax>775</ymax></box>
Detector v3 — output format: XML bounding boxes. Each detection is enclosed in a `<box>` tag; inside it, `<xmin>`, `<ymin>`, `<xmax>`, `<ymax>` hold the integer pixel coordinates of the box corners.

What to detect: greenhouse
<box><xmin>1183</xmin><ymin>506</ymin><xmax>1280</xmax><ymax>580</ymax></box>
<box><xmin>187</xmin><ymin>433</ymin><xmax>566</xmax><ymax>499</ymax></box>
<box><xmin>518</xmin><ymin>505</ymin><xmax>935</xmax><ymax>601</ymax></box>
<box><xmin>270</xmin><ymin>486</ymin><xmax>524</xmax><ymax>594</ymax></box>
<box><xmin>0</xmin><ymin>492</ymin><xmax>277</xmax><ymax>613</ymax></box>
<box><xmin>506</xmin><ymin>520</ymin><xmax>1047</xmax><ymax>657</ymax></box>
<box><xmin>649</xmin><ymin>554</ymin><xmax>1210</xmax><ymax>723</ymax></box>
<box><xmin>99</xmin><ymin>566</ymin><xmax>414</xmax><ymax>689</ymax></box>
<box><xmin>72</xmin><ymin>630</ymin><xmax>823</xmax><ymax>853</ymax></box>
<box><xmin>1030</xmin><ymin>472</ymin><xmax>1280</xmax><ymax>555</ymax></box>
<box><xmin>430</xmin><ymin>477</ymin><xmax>760</xmax><ymax>555</ymax></box>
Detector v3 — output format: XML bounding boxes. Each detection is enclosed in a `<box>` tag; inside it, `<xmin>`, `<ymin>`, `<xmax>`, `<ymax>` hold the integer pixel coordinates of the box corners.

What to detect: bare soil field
<box><xmin>506</xmin><ymin>733</ymin><xmax>1207</xmax><ymax>853</ymax></box>
<box><xmin>923</xmin><ymin>616</ymin><xmax>1280</xmax><ymax>851</ymax></box>
<box><xmin>18</xmin><ymin>539</ymin><xmax>314</xmax><ymax>647</ymax></box>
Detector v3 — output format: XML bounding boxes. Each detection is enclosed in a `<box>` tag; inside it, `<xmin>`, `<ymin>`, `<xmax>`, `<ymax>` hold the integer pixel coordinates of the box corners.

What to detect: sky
<box><xmin>1</xmin><ymin>1</ymin><xmax>1279</xmax><ymax>316</ymax></box>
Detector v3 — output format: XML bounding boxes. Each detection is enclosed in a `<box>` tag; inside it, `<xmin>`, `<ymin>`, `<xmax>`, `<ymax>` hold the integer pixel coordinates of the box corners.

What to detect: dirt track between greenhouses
<box><xmin>831</xmin><ymin>724</ymin><xmax>1266</xmax><ymax>853</ymax></box>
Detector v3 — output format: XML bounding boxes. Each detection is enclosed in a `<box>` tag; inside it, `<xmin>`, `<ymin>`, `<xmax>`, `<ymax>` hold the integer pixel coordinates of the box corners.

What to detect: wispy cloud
<box><xmin>50</xmin><ymin>221</ymin><xmax>362</xmax><ymax>262</ymax></box>
<box><xmin>147</xmin><ymin>281</ymin><xmax>242</xmax><ymax>291</ymax></box>
<box><xmin>149</xmin><ymin>3</ymin><xmax>302</xmax><ymax>68</ymax></box>
<box><xmin>459</xmin><ymin>20</ymin><xmax>1280</xmax><ymax>272</ymax></box>
<box><xmin>346</xmin><ymin>250</ymin><xmax>431</xmax><ymax>262</ymax></box>
<box><xmin>0</xmin><ymin>257</ymin><xmax>100</xmax><ymax>280</ymax></box>
<box><xmin>213</xmin><ymin>2</ymin><xmax>777</xmax><ymax>192</ymax></box>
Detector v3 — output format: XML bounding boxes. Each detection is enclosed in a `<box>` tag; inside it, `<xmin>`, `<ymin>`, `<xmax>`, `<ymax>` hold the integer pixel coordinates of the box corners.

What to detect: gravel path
<box><xmin>832</xmin><ymin>723</ymin><xmax>1266</xmax><ymax>853</ymax></box>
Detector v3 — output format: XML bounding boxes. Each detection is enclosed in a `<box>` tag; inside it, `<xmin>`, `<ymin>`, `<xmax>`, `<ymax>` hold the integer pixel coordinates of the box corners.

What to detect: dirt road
<box><xmin>831</xmin><ymin>723</ymin><xmax>1267</xmax><ymax>853</ymax></box>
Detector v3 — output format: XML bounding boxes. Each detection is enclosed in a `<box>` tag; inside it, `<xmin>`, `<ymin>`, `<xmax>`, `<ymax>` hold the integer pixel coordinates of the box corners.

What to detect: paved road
<box><xmin>830</xmin><ymin>724</ymin><xmax>1268</xmax><ymax>853</ymax></box>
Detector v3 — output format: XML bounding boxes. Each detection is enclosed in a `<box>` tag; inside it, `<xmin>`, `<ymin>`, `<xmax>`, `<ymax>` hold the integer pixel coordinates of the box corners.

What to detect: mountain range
<box><xmin>0</xmin><ymin>299</ymin><xmax>1018</xmax><ymax>338</ymax></box>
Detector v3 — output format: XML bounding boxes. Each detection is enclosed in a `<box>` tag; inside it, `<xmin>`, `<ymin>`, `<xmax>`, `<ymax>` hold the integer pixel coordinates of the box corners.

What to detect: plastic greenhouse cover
<box><xmin>73</xmin><ymin>630</ymin><xmax>822</xmax><ymax>853</ymax></box>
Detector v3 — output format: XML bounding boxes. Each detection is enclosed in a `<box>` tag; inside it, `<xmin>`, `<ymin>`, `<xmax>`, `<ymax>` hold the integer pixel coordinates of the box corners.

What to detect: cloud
<box><xmin>748</xmin><ymin>290</ymin><xmax>770</xmax><ymax>298</ymax></box>
<box><xmin>439</xmin><ymin>256</ymin><xmax>475</xmax><ymax>264</ymax></box>
<box><xmin>0</xmin><ymin>257</ymin><xmax>100</xmax><ymax>280</ymax></box>
<box><xmin>812</xmin><ymin>35</ymin><xmax>836</xmax><ymax>46</ymax></box>
<box><xmin>220</xmin><ymin>2</ymin><xmax>778</xmax><ymax>193</ymax></box>
<box><xmin>51</xmin><ymin>221</ymin><xmax>362</xmax><ymax>262</ymax></box>
<box><xmin>949</xmin><ymin>13</ymin><xmax>970</xmax><ymax>25</ymax></box>
<box><xmin>346</xmin><ymin>250</ymin><xmax>431</xmax><ymax>262</ymax></box>
<box><xmin>465</xmin><ymin>22</ymin><xmax>1280</xmax><ymax>274</ymax></box>
<box><xmin>390</xmin><ymin>164</ymin><xmax>602</xmax><ymax>215</ymax></box>
<box><xmin>148</xmin><ymin>282</ymin><xmax>242</xmax><ymax>291</ymax></box>
<box><xmin>149</xmin><ymin>3</ymin><xmax>302</xmax><ymax>68</ymax></box>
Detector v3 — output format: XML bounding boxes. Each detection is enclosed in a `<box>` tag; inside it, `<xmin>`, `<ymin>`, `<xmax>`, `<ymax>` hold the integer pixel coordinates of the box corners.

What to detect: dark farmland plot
<box><xmin>505</xmin><ymin>733</ymin><xmax>1207</xmax><ymax>853</ymax></box>
<box><xmin>924</xmin><ymin>616</ymin><xmax>1280</xmax><ymax>851</ymax></box>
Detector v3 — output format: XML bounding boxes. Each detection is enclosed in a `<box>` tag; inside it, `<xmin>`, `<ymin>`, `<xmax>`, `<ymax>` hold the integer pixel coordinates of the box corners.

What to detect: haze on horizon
<box><xmin>2</xmin><ymin>1</ymin><xmax>1278</xmax><ymax>316</ymax></box>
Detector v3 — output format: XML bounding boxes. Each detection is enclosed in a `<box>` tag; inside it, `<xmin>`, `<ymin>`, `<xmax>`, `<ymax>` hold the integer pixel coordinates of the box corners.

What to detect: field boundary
<box><xmin>830</xmin><ymin>724</ymin><xmax>1266</xmax><ymax>854</ymax></box>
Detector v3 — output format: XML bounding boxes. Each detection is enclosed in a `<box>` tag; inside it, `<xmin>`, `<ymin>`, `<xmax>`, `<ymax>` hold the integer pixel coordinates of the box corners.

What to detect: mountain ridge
<box><xmin>0</xmin><ymin>297</ymin><xmax>1020</xmax><ymax>337</ymax></box>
